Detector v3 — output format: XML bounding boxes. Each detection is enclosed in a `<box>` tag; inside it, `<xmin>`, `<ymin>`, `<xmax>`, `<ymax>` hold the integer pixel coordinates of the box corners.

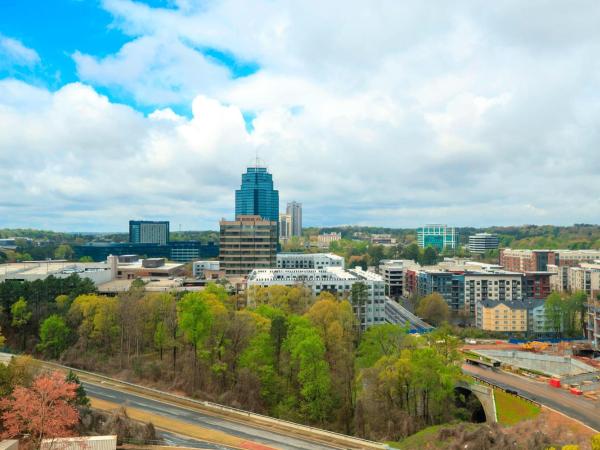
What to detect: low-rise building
<box><xmin>476</xmin><ymin>300</ymin><xmax>528</xmax><ymax>333</ymax></box>
<box><xmin>192</xmin><ymin>260</ymin><xmax>220</xmax><ymax>277</ymax></box>
<box><xmin>317</xmin><ymin>232</ymin><xmax>342</xmax><ymax>248</ymax></box>
<box><xmin>0</xmin><ymin>258</ymin><xmax>115</xmax><ymax>285</ymax></box>
<box><xmin>116</xmin><ymin>258</ymin><xmax>185</xmax><ymax>279</ymax></box>
<box><xmin>276</xmin><ymin>252</ymin><xmax>344</xmax><ymax>269</ymax></box>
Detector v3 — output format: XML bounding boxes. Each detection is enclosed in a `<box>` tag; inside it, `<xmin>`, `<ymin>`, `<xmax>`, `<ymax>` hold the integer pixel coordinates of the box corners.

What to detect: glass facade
<box><xmin>235</xmin><ymin>167</ymin><xmax>279</xmax><ymax>223</ymax></box>
<box><xmin>417</xmin><ymin>224</ymin><xmax>457</xmax><ymax>251</ymax></box>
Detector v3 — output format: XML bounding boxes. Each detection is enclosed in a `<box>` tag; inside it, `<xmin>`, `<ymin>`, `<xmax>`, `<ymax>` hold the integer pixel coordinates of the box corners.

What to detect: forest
<box><xmin>0</xmin><ymin>275</ymin><xmax>468</xmax><ymax>441</ymax></box>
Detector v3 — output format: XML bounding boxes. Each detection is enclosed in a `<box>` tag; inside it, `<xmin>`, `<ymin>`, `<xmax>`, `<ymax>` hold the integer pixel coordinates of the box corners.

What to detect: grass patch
<box><xmin>493</xmin><ymin>388</ymin><xmax>540</xmax><ymax>425</ymax></box>
<box><xmin>388</xmin><ymin>423</ymin><xmax>480</xmax><ymax>450</ymax></box>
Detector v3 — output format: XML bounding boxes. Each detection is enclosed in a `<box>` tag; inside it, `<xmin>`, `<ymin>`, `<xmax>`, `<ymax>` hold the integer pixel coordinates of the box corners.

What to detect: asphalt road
<box><xmin>462</xmin><ymin>364</ymin><xmax>600</xmax><ymax>431</ymax></box>
<box><xmin>83</xmin><ymin>382</ymin><xmax>342</xmax><ymax>450</ymax></box>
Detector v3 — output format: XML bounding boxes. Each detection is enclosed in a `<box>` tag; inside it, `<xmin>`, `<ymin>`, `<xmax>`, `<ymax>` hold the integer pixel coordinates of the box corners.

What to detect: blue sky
<box><xmin>1</xmin><ymin>0</ymin><xmax>600</xmax><ymax>231</ymax></box>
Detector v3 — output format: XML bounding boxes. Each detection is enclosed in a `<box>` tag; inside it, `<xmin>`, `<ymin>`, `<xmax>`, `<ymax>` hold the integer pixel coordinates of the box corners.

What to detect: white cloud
<box><xmin>3</xmin><ymin>1</ymin><xmax>600</xmax><ymax>229</ymax></box>
<box><xmin>0</xmin><ymin>35</ymin><xmax>40</xmax><ymax>67</ymax></box>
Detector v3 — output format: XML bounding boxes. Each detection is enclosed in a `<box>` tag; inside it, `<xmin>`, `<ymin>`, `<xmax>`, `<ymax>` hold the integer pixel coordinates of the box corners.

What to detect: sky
<box><xmin>1</xmin><ymin>0</ymin><xmax>600</xmax><ymax>232</ymax></box>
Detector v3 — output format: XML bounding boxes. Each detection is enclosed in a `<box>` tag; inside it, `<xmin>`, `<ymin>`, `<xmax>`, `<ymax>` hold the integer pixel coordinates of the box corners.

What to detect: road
<box><xmin>84</xmin><ymin>381</ymin><xmax>343</xmax><ymax>450</ymax></box>
<box><xmin>462</xmin><ymin>364</ymin><xmax>600</xmax><ymax>431</ymax></box>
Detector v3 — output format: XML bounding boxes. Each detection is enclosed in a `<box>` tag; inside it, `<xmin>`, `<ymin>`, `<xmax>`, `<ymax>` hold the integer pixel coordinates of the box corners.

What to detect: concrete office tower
<box><xmin>279</xmin><ymin>213</ymin><xmax>292</xmax><ymax>240</ymax></box>
<box><xmin>417</xmin><ymin>224</ymin><xmax>457</xmax><ymax>251</ymax></box>
<box><xmin>219</xmin><ymin>215</ymin><xmax>277</xmax><ymax>276</ymax></box>
<box><xmin>129</xmin><ymin>220</ymin><xmax>169</xmax><ymax>245</ymax></box>
<box><xmin>286</xmin><ymin>201</ymin><xmax>302</xmax><ymax>237</ymax></box>
<box><xmin>235</xmin><ymin>166</ymin><xmax>279</xmax><ymax>223</ymax></box>
<box><xmin>468</xmin><ymin>233</ymin><xmax>499</xmax><ymax>254</ymax></box>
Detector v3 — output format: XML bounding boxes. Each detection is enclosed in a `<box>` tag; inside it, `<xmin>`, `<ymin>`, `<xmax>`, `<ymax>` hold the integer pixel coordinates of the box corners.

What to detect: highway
<box><xmin>83</xmin><ymin>381</ymin><xmax>344</xmax><ymax>450</ymax></box>
<box><xmin>462</xmin><ymin>364</ymin><xmax>600</xmax><ymax>431</ymax></box>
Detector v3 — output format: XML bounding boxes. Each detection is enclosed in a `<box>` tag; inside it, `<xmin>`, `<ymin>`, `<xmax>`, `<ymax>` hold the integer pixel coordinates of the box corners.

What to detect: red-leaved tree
<box><xmin>0</xmin><ymin>371</ymin><xmax>80</xmax><ymax>447</ymax></box>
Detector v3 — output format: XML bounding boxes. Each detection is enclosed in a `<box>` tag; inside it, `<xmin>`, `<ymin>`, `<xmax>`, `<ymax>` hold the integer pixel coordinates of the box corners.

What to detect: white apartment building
<box><xmin>276</xmin><ymin>253</ymin><xmax>344</xmax><ymax>269</ymax></box>
<box><xmin>464</xmin><ymin>271</ymin><xmax>523</xmax><ymax>316</ymax></box>
<box><xmin>192</xmin><ymin>260</ymin><xmax>220</xmax><ymax>277</ymax></box>
<box><xmin>247</xmin><ymin>266</ymin><xmax>386</xmax><ymax>328</ymax></box>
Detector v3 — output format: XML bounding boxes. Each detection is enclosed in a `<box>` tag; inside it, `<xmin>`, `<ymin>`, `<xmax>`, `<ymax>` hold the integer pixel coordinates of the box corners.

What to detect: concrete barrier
<box><xmin>31</xmin><ymin>358</ymin><xmax>386</xmax><ymax>450</ymax></box>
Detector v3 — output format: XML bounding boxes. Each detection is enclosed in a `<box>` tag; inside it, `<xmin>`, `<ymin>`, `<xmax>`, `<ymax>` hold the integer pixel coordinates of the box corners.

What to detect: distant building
<box><xmin>476</xmin><ymin>300</ymin><xmax>528</xmax><ymax>333</ymax></box>
<box><xmin>418</xmin><ymin>270</ymin><xmax>466</xmax><ymax>313</ymax></box>
<box><xmin>0</xmin><ymin>257</ymin><xmax>116</xmax><ymax>285</ymax></box>
<box><xmin>276</xmin><ymin>253</ymin><xmax>344</xmax><ymax>269</ymax></box>
<box><xmin>235</xmin><ymin>166</ymin><xmax>279</xmax><ymax>224</ymax></box>
<box><xmin>219</xmin><ymin>215</ymin><xmax>277</xmax><ymax>277</ymax></box>
<box><xmin>317</xmin><ymin>232</ymin><xmax>341</xmax><ymax>248</ymax></box>
<box><xmin>379</xmin><ymin>260</ymin><xmax>408</xmax><ymax>300</ymax></box>
<box><xmin>192</xmin><ymin>260</ymin><xmax>220</xmax><ymax>277</ymax></box>
<box><xmin>500</xmin><ymin>249</ymin><xmax>600</xmax><ymax>273</ymax></box>
<box><xmin>0</xmin><ymin>238</ymin><xmax>17</xmax><ymax>250</ymax></box>
<box><xmin>279</xmin><ymin>213</ymin><xmax>292</xmax><ymax>240</ymax></box>
<box><xmin>417</xmin><ymin>224</ymin><xmax>457</xmax><ymax>251</ymax></box>
<box><xmin>468</xmin><ymin>233</ymin><xmax>499</xmax><ymax>254</ymax></box>
<box><xmin>41</xmin><ymin>436</ymin><xmax>117</xmax><ymax>450</ymax></box>
<box><xmin>371</xmin><ymin>234</ymin><xmax>397</xmax><ymax>245</ymax></box>
<box><xmin>129</xmin><ymin>220</ymin><xmax>169</xmax><ymax>245</ymax></box>
<box><xmin>286</xmin><ymin>201</ymin><xmax>303</xmax><ymax>237</ymax></box>
<box><xmin>74</xmin><ymin>241</ymin><xmax>218</xmax><ymax>263</ymax></box>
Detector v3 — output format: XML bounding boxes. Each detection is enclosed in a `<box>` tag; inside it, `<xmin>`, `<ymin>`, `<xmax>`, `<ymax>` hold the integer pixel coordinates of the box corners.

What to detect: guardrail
<box><xmin>469</xmin><ymin>373</ymin><xmax>542</xmax><ymax>409</ymax></box>
<box><xmin>33</xmin><ymin>358</ymin><xmax>386</xmax><ymax>450</ymax></box>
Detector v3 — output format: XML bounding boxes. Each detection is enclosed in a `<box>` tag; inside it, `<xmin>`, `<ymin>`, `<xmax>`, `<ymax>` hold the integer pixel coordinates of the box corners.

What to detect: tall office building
<box><xmin>129</xmin><ymin>220</ymin><xmax>170</xmax><ymax>245</ymax></box>
<box><xmin>286</xmin><ymin>201</ymin><xmax>302</xmax><ymax>237</ymax></box>
<box><xmin>417</xmin><ymin>224</ymin><xmax>457</xmax><ymax>251</ymax></box>
<box><xmin>279</xmin><ymin>213</ymin><xmax>292</xmax><ymax>240</ymax></box>
<box><xmin>235</xmin><ymin>166</ymin><xmax>279</xmax><ymax>223</ymax></box>
<box><xmin>219</xmin><ymin>215</ymin><xmax>277</xmax><ymax>277</ymax></box>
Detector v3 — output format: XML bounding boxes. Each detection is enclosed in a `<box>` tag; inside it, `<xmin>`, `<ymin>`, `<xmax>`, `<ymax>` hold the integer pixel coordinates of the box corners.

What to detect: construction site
<box><xmin>464</xmin><ymin>340</ymin><xmax>600</xmax><ymax>400</ymax></box>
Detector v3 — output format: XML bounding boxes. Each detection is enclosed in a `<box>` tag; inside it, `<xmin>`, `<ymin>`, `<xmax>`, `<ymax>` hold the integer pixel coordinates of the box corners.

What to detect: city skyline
<box><xmin>2</xmin><ymin>1</ymin><xmax>600</xmax><ymax>231</ymax></box>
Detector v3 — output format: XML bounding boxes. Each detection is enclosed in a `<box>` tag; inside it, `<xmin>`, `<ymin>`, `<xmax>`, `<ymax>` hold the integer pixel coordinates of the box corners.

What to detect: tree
<box><xmin>0</xmin><ymin>371</ymin><xmax>79</xmax><ymax>448</ymax></box>
<box><xmin>38</xmin><ymin>314</ymin><xmax>71</xmax><ymax>358</ymax></box>
<box><xmin>0</xmin><ymin>325</ymin><xmax>5</xmax><ymax>349</ymax></box>
<box><xmin>356</xmin><ymin>323</ymin><xmax>411</xmax><ymax>368</ymax></box>
<box><xmin>416</xmin><ymin>293</ymin><xmax>449</xmax><ymax>326</ymax></box>
<box><xmin>65</xmin><ymin>370</ymin><xmax>90</xmax><ymax>407</ymax></box>
<box><xmin>79</xmin><ymin>256</ymin><xmax>94</xmax><ymax>262</ymax></box>
<box><xmin>545</xmin><ymin>292</ymin><xmax>564</xmax><ymax>336</ymax></box>
<box><xmin>421</xmin><ymin>246</ymin><xmax>438</xmax><ymax>265</ymax></box>
<box><xmin>351</xmin><ymin>282</ymin><xmax>368</xmax><ymax>335</ymax></box>
<box><xmin>53</xmin><ymin>244</ymin><xmax>73</xmax><ymax>260</ymax></box>
<box><xmin>11</xmin><ymin>297</ymin><xmax>32</xmax><ymax>350</ymax></box>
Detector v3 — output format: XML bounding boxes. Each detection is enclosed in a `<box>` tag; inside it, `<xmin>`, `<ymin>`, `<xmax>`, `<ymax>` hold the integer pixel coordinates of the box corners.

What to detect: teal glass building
<box><xmin>235</xmin><ymin>166</ymin><xmax>279</xmax><ymax>223</ymax></box>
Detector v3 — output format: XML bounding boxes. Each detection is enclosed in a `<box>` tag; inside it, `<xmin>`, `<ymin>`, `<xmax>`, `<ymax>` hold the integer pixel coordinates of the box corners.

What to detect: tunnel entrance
<box><xmin>454</xmin><ymin>386</ymin><xmax>486</xmax><ymax>423</ymax></box>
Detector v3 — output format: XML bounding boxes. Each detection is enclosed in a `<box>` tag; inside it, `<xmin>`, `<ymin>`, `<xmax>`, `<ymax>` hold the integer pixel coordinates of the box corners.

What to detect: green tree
<box><xmin>545</xmin><ymin>292</ymin><xmax>564</xmax><ymax>336</ymax></box>
<box><xmin>37</xmin><ymin>314</ymin><xmax>70</xmax><ymax>358</ymax></box>
<box><xmin>356</xmin><ymin>323</ymin><xmax>411</xmax><ymax>368</ymax></box>
<box><xmin>53</xmin><ymin>244</ymin><xmax>73</xmax><ymax>260</ymax></box>
<box><xmin>416</xmin><ymin>293</ymin><xmax>449</xmax><ymax>326</ymax></box>
<box><xmin>420</xmin><ymin>246</ymin><xmax>438</xmax><ymax>265</ymax></box>
<box><xmin>78</xmin><ymin>256</ymin><xmax>93</xmax><ymax>262</ymax></box>
<box><xmin>65</xmin><ymin>370</ymin><xmax>90</xmax><ymax>407</ymax></box>
<box><xmin>11</xmin><ymin>297</ymin><xmax>32</xmax><ymax>350</ymax></box>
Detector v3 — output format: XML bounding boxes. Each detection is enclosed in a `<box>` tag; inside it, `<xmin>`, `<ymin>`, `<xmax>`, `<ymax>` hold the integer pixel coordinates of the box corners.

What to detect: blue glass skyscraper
<box><xmin>235</xmin><ymin>166</ymin><xmax>279</xmax><ymax>223</ymax></box>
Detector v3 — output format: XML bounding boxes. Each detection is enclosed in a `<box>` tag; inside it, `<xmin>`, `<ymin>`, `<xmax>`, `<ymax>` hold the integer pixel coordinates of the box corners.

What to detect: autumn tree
<box><xmin>416</xmin><ymin>293</ymin><xmax>449</xmax><ymax>326</ymax></box>
<box><xmin>0</xmin><ymin>371</ymin><xmax>79</xmax><ymax>448</ymax></box>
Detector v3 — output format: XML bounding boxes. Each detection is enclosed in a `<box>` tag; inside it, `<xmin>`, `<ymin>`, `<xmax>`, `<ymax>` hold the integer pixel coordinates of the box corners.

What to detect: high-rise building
<box><xmin>286</xmin><ymin>201</ymin><xmax>302</xmax><ymax>237</ymax></box>
<box><xmin>235</xmin><ymin>166</ymin><xmax>279</xmax><ymax>223</ymax></box>
<box><xmin>279</xmin><ymin>213</ymin><xmax>292</xmax><ymax>240</ymax></box>
<box><xmin>468</xmin><ymin>233</ymin><xmax>499</xmax><ymax>254</ymax></box>
<box><xmin>219</xmin><ymin>215</ymin><xmax>277</xmax><ymax>277</ymax></box>
<box><xmin>417</xmin><ymin>224</ymin><xmax>457</xmax><ymax>251</ymax></box>
<box><xmin>129</xmin><ymin>220</ymin><xmax>170</xmax><ymax>245</ymax></box>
